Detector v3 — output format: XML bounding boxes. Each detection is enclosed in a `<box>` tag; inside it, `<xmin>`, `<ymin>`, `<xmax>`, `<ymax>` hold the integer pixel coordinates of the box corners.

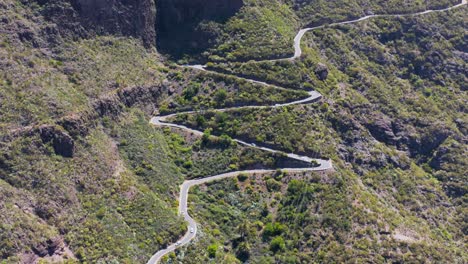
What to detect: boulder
<box><xmin>31</xmin><ymin>236</ymin><xmax>67</xmax><ymax>259</ymax></box>
<box><xmin>58</xmin><ymin>113</ymin><xmax>92</xmax><ymax>138</ymax></box>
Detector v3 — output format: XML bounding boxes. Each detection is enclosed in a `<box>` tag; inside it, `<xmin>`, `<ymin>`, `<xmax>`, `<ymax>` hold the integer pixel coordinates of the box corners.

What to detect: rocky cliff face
<box><xmin>37</xmin><ymin>0</ymin><xmax>157</xmax><ymax>47</ymax></box>
<box><xmin>31</xmin><ymin>0</ymin><xmax>245</xmax><ymax>51</ymax></box>
<box><xmin>28</xmin><ymin>0</ymin><xmax>243</xmax><ymax>52</ymax></box>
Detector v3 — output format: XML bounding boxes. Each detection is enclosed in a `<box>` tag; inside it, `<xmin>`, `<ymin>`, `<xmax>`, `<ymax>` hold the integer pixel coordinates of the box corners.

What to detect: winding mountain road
<box><xmin>290</xmin><ymin>0</ymin><xmax>467</xmax><ymax>60</ymax></box>
<box><xmin>147</xmin><ymin>1</ymin><xmax>466</xmax><ymax>263</ymax></box>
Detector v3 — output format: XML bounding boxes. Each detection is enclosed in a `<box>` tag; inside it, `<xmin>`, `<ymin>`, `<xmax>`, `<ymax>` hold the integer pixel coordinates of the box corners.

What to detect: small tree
<box><xmin>237</xmin><ymin>173</ymin><xmax>248</xmax><ymax>182</ymax></box>
<box><xmin>219</xmin><ymin>134</ymin><xmax>233</xmax><ymax>147</ymax></box>
<box><xmin>236</xmin><ymin>241</ymin><xmax>251</xmax><ymax>261</ymax></box>
<box><xmin>196</xmin><ymin>115</ymin><xmax>206</xmax><ymax>126</ymax></box>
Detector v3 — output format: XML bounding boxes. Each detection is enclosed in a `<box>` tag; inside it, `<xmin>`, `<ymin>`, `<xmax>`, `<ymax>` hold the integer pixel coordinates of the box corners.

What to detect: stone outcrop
<box><xmin>5</xmin><ymin>82</ymin><xmax>169</xmax><ymax>153</ymax></box>
<box><xmin>37</xmin><ymin>0</ymin><xmax>157</xmax><ymax>47</ymax></box>
<box><xmin>314</xmin><ymin>63</ymin><xmax>329</xmax><ymax>81</ymax></box>
<box><xmin>28</xmin><ymin>236</ymin><xmax>75</xmax><ymax>263</ymax></box>
<box><xmin>364</xmin><ymin>113</ymin><xmax>399</xmax><ymax>145</ymax></box>
<box><xmin>39</xmin><ymin>125</ymin><xmax>75</xmax><ymax>157</ymax></box>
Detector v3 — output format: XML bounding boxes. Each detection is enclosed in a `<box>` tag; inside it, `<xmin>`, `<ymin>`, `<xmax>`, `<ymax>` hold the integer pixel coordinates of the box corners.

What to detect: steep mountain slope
<box><xmin>156</xmin><ymin>0</ymin><xmax>460</xmax><ymax>62</ymax></box>
<box><xmin>157</xmin><ymin>3</ymin><xmax>467</xmax><ymax>264</ymax></box>
<box><xmin>178</xmin><ymin>168</ymin><xmax>464</xmax><ymax>263</ymax></box>
<box><xmin>288</xmin><ymin>0</ymin><xmax>460</xmax><ymax>26</ymax></box>
<box><xmin>1</xmin><ymin>0</ymin><xmax>466</xmax><ymax>263</ymax></box>
<box><xmin>0</xmin><ymin>0</ymin><xmax>299</xmax><ymax>262</ymax></box>
<box><xmin>209</xmin><ymin>5</ymin><xmax>467</xmax><ymax>200</ymax></box>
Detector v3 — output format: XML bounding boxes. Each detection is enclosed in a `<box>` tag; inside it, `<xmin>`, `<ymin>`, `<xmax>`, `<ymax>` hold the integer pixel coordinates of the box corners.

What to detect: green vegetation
<box><xmin>159</xmin><ymin>70</ymin><xmax>308</xmax><ymax>114</ymax></box>
<box><xmin>161</xmin><ymin>6</ymin><xmax>466</xmax><ymax>263</ymax></box>
<box><xmin>160</xmin><ymin>123</ymin><xmax>311</xmax><ymax>179</ymax></box>
<box><xmin>0</xmin><ymin>109</ymin><xmax>187</xmax><ymax>263</ymax></box>
<box><xmin>167</xmin><ymin>168</ymin><xmax>464</xmax><ymax>263</ymax></box>
<box><xmin>0</xmin><ymin>25</ymin><xmax>164</xmax><ymax>129</ymax></box>
<box><xmin>1</xmin><ymin>0</ymin><xmax>466</xmax><ymax>263</ymax></box>
<box><xmin>204</xmin><ymin>0</ymin><xmax>299</xmax><ymax>61</ymax></box>
<box><xmin>287</xmin><ymin>0</ymin><xmax>459</xmax><ymax>26</ymax></box>
<box><xmin>207</xmin><ymin>58</ymin><xmax>331</xmax><ymax>92</ymax></box>
<box><xmin>209</xmin><ymin>6</ymin><xmax>467</xmax><ymax>199</ymax></box>
<box><xmin>165</xmin><ymin>0</ymin><xmax>459</xmax><ymax>62</ymax></box>
<box><xmin>169</xmin><ymin>106</ymin><xmax>336</xmax><ymax>157</ymax></box>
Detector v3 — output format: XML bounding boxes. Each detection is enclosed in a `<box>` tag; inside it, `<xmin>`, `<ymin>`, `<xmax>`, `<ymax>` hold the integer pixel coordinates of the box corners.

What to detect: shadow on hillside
<box><xmin>156</xmin><ymin>0</ymin><xmax>243</xmax><ymax>61</ymax></box>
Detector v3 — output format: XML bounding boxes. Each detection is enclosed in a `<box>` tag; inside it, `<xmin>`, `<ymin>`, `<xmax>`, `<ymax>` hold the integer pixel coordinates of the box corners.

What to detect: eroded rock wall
<box><xmin>35</xmin><ymin>0</ymin><xmax>157</xmax><ymax>47</ymax></box>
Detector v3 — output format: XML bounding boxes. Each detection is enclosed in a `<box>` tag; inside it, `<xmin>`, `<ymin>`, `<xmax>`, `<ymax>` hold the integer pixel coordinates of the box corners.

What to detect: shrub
<box><xmin>207</xmin><ymin>244</ymin><xmax>218</xmax><ymax>258</ymax></box>
<box><xmin>263</xmin><ymin>222</ymin><xmax>286</xmax><ymax>237</ymax></box>
<box><xmin>214</xmin><ymin>89</ymin><xmax>228</xmax><ymax>104</ymax></box>
<box><xmin>270</xmin><ymin>236</ymin><xmax>286</xmax><ymax>252</ymax></box>
<box><xmin>237</xmin><ymin>173</ymin><xmax>249</xmax><ymax>182</ymax></box>
<box><xmin>266</xmin><ymin>178</ymin><xmax>282</xmax><ymax>192</ymax></box>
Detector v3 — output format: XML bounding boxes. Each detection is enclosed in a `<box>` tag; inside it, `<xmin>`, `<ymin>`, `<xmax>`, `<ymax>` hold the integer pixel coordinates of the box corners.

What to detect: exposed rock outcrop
<box><xmin>28</xmin><ymin>236</ymin><xmax>75</xmax><ymax>263</ymax></box>
<box><xmin>365</xmin><ymin>113</ymin><xmax>399</xmax><ymax>145</ymax></box>
<box><xmin>315</xmin><ymin>63</ymin><xmax>329</xmax><ymax>81</ymax></box>
<box><xmin>36</xmin><ymin>0</ymin><xmax>157</xmax><ymax>47</ymax></box>
<box><xmin>39</xmin><ymin>125</ymin><xmax>75</xmax><ymax>157</ymax></box>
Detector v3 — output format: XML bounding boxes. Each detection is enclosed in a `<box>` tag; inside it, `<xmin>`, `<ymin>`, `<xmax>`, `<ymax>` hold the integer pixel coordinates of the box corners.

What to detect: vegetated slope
<box><xmin>2</xmin><ymin>0</ymin><xmax>465</xmax><ymax>263</ymax></box>
<box><xmin>210</xmin><ymin>6</ymin><xmax>467</xmax><ymax>198</ymax></box>
<box><xmin>175</xmin><ymin>168</ymin><xmax>463</xmax><ymax>263</ymax></box>
<box><xmin>1</xmin><ymin>2</ymin><xmax>189</xmax><ymax>262</ymax></box>
<box><xmin>287</xmin><ymin>0</ymin><xmax>460</xmax><ymax>26</ymax></box>
<box><xmin>0</xmin><ymin>1</ymin><xmax>305</xmax><ymax>262</ymax></box>
<box><xmin>158</xmin><ymin>0</ymin><xmax>459</xmax><ymax>62</ymax></box>
<box><xmin>158</xmin><ymin>0</ymin><xmax>299</xmax><ymax>63</ymax></box>
<box><xmin>162</xmin><ymin>6</ymin><xmax>467</xmax><ymax>264</ymax></box>
<box><xmin>157</xmin><ymin>69</ymin><xmax>308</xmax><ymax>115</ymax></box>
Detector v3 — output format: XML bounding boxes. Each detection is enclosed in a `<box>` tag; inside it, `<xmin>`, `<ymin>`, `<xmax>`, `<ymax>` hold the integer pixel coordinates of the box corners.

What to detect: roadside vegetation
<box><xmin>207</xmin><ymin>6</ymin><xmax>467</xmax><ymax>200</ymax></box>
<box><xmin>168</xmin><ymin>105</ymin><xmax>337</xmax><ymax>158</ymax></box>
<box><xmin>158</xmin><ymin>69</ymin><xmax>308</xmax><ymax>114</ymax></box>
<box><xmin>288</xmin><ymin>0</ymin><xmax>459</xmax><ymax>26</ymax></box>
<box><xmin>164</xmin><ymin>167</ymin><xmax>464</xmax><ymax>263</ymax></box>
